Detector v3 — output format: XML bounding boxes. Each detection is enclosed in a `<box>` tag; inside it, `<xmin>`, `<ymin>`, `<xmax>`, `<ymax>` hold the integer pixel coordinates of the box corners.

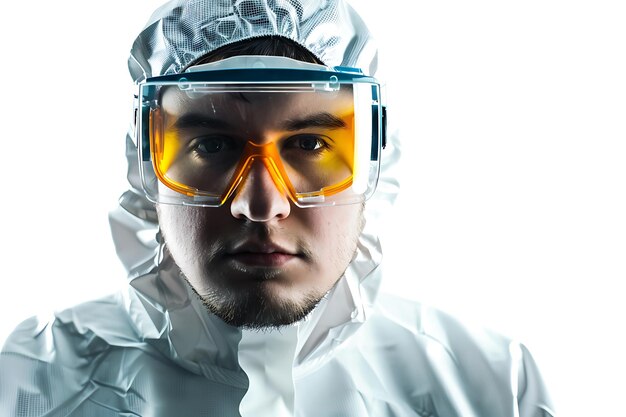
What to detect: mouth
<box><xmin>226</xmin><ymin>252</ymin><xmax>298</xmax><ymax>267</ymax></box>
<box><xmin>225</xmin><ymin>241</ymin><xmax>302</xmax><ymax>268</ymax></box>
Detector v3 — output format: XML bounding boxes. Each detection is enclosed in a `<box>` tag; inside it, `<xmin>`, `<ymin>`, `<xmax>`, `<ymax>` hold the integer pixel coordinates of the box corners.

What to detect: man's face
<box><xmin>156</xmin><ymin>85</ymin><xmax>364</xmax><ymax>329</ymax></box>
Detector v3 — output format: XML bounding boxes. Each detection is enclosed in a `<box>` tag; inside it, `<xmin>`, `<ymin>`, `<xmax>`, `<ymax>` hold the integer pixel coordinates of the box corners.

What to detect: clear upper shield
<box><xmin>136</xmin><ymin>56</ymin><xmax>385</xmax><ymax>207</ymax></box>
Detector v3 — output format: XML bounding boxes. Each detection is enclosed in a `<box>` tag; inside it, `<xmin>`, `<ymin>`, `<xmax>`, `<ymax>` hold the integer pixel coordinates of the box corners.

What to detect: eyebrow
<box><xmin>170</xmin><ymin>111</ymin><xmax>348</xmax><ymax>132</ymax></box>
<box><xmin>281</xmin><ymin>112</ymin><xmax>347</xmax><ymax>131</ymax></box>
<box><xmin>171</xmin><ymin>113</ymin><xmax>234</xmax><ymax>130</ymax></box>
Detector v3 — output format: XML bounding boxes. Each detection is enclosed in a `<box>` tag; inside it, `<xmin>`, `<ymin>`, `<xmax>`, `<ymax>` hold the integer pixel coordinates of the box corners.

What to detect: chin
<box><xmin>188</xmin><ymin>277</ymin><xmax>325</xmax><ymax>329</ymax></box>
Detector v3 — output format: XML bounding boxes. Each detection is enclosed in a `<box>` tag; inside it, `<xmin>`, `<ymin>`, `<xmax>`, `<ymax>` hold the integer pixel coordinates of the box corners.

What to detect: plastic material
<box><xmin>136</xmin><ymin>57</ymin><xmax>384</xmax><ymax>207</ymax></box>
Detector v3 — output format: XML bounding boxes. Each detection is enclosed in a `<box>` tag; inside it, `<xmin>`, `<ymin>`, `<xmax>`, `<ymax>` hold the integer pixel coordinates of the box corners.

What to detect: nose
<box><xmin>230</xmin><ymin>158</ymin><xmax>291</xmax><ymax>222</ymax></box>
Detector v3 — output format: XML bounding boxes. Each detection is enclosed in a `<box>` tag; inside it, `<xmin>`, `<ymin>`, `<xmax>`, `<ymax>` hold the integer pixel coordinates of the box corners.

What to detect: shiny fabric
<box><xmin>0</xmin><ymin>290</ymin><xmax>554</xmax><ymax>416</ymax></box>
<box><xmin>127</xmin><ymin>0</ymin><xmax>378</xmax><ymax>82</ymax></box>
<box><xmin>1</xmin><ymin>0</ymin><xmax>554</xmax><ymax>416</ymax></box>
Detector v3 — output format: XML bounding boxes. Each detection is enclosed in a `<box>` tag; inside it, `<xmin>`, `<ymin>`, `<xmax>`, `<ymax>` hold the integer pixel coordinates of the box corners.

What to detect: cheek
<box><xmin>306</xmin><ymin>205</ymin><xmax>363</xmax><ymax>259</ymax></box>
<box><xmin>157</xmin><ymin>205</ymin><xmax>225</xmax><ymax>265</ymax></box>
<box><xmin>158</xmin><ymin>206</ymin><xmax>195</xmax><ymax>262</ymax></box>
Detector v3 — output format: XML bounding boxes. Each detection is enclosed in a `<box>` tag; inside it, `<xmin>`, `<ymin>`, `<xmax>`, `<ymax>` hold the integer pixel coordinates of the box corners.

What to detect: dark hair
<box><xmin>186</xmin><ymin>35</ymin><xmax>324</xmax><ymax>68</ymax></box>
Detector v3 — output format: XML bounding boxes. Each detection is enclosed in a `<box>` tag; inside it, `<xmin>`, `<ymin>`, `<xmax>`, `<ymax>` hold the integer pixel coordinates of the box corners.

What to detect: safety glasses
<box><xmin>135</xmin><ymin>56</ymin><xmax>386</xmax><ymax>207</ymax></box>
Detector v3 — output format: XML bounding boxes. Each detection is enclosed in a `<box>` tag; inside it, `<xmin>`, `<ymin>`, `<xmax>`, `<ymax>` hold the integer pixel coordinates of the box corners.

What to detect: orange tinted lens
<box><xmin>279</xmin><ymin>111</ymin><xmax>355</xmax><ymax>197</ymax></box>
<box><xmin>150</xmin><ymin>86</ymin><xmax>356</xmax><ymax>200</ymax></box>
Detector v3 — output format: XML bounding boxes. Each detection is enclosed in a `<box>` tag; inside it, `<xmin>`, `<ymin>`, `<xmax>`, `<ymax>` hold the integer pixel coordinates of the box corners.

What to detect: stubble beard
<box><xmin>186</xmin><ymin>273</ymin><xmax>329</xmax><ymax>330</ymax></box>
<box><xmin>185</xmin><ymin>221</ymin><xmax>362</xmax><ymax>330</ymax></box>
<box><xmin>159</xmin><ymin>204</ymin><xmax>364</xmax><ymax>330</ymax></box>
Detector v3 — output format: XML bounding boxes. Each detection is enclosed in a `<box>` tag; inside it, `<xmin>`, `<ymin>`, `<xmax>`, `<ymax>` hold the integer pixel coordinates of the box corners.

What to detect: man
<box><xmin>0</xmin><ymin>0</ymin><xmax>554</xmax><ymax>416</ymax></box>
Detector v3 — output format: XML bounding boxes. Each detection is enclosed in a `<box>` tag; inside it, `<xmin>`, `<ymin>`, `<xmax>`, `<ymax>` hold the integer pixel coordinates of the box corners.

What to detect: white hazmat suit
<box><xmin>0</xmin><ymin>0</ymin><xmax>554</xmax><ymax>416</ymax></box>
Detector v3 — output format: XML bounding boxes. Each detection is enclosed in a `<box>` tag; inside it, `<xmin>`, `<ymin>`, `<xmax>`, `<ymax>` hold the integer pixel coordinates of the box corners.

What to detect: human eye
<box><xmin>191</xmin><ymin>134</ymin><xmax>238</xmax><ymax>155</ymax></box>
<box><xmin>283</xmin><ymin>134</ymin><xmax>331</xmax><ymax>153</ymax></box>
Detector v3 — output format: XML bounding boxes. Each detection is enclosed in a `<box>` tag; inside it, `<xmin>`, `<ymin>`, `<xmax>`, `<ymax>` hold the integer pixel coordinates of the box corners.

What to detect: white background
<box><xmin>1</xmin><ymin>1</ymin><xmax>625</xmax><ymax>416</ymax></box>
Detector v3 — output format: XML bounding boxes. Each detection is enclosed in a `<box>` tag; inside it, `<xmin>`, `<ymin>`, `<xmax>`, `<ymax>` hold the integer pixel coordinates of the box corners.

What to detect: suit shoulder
<box><xmin>373</xmin><ymin>292</ymin><xmax>514</xmax><ymax>360</ymax></box>
<box><xmin>2</xmin><ymin>292</ymin><xmax>139</xmax><ymax>362</ymax></box>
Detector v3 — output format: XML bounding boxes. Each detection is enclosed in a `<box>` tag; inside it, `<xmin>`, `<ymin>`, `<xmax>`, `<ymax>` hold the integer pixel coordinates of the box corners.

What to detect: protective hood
<box><xmin>108</xmin><ymin>0</ymin><xmax>401</xmax><ymax>413</ymax></box>
<box><xmin>126</xmin><ymin>0</ymin><xmax>380</xmax><ymax>82</ymax></box>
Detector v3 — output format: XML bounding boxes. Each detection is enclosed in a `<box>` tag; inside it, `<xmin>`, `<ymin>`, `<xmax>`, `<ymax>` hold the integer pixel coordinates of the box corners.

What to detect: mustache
<box><xmin>207</xmin><ymin>222</ymin><xmax>313</xmax><ymax>260</ymax></box>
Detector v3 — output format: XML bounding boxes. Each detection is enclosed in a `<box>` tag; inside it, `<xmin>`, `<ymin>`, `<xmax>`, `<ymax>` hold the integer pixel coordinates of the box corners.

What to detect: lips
<box><xmin>227</xmin><ymin>252</ymin><xmax>297</xmax><ymax>267</ymax></box>
<box><xmin>225</xmin><ymin>240</ymin><xmax>300</xmax><ymax>267</ymax></box>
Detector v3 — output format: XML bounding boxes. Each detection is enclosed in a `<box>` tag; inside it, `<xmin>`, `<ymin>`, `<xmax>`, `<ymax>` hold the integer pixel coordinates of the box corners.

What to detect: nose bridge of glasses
<box><xmin>235</xmin><ymin>140</ymin><xmax>292</xmax><ymax>197</ymax></box>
